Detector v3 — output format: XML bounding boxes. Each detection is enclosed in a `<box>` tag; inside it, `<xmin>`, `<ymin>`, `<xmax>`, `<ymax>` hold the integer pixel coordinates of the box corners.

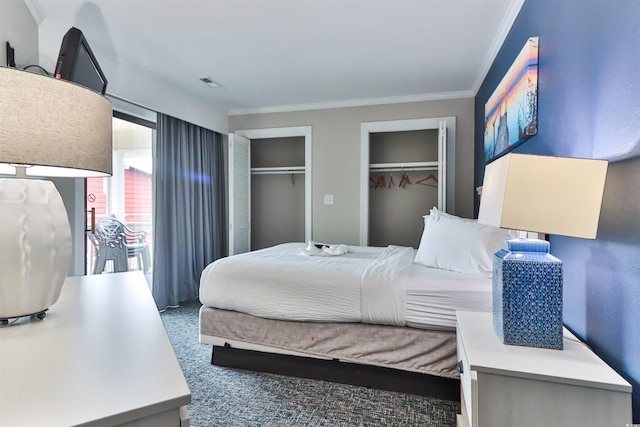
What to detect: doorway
<box><xmin>86</xmin><ymin>114</ymin><xmax>155</xmax><ymax>283</ymax></box>
<box><xmin>228</xmin><ymin>126</ymin><xmax>312</xmax><ymax>255</ymax></box>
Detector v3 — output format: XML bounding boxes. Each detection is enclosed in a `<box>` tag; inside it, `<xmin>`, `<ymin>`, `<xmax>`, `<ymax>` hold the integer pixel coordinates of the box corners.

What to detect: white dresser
<box><xmin>456</xmin><ymin>311</ymin><xmax>632</xmax><ymax>427</ymax></box>
<box><xmin>0</xmin><ymin>272</ymin><xmax>191</xmax><ymax>427</ymax></box>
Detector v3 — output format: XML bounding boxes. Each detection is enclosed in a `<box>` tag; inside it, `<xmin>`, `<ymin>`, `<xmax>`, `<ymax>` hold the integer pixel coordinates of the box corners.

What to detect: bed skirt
<box><xmin>199</xmin><ymin>306</ymin><xmax>459</xmax><ymax>379</ymax></box>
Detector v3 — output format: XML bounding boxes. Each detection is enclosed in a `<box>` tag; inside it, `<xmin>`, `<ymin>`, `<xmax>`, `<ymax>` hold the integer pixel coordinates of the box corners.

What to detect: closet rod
<box><xmin>251</xmin><ymin>170</ymin><xmax>305</xmax><ymax>175</ymax></box>
<box><xmin>369</xmin><ymin>161</ymin><xmax>438</xmax><ymax>169</ymax></box>
<box><xmin>252</xmin><ymin>166</ymin><xmax>304</xmax><ymax>171</ymax></box>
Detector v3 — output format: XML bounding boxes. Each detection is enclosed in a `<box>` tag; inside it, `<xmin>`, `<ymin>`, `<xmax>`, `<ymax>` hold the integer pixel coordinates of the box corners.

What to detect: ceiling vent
<box><xmin>199</xmin><ymin>77</ymin><xmax>221</xmax><ymax>88</ymax></box>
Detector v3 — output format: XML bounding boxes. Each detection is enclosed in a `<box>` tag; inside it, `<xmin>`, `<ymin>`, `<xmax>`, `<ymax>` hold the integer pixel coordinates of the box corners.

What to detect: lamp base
<box><xmin>493</xmin><ymin>238</ymin><xmax>563</xmax><ymax>350</ymax></box>
<box><xmin>0</xmin><ymin>179</ymin><xmax>72</xmax><ymax>320</ymax></box>
<box><xmin>0</xmin><ymin>309</ymin><xmax>48</xmax><ymax>326</ymax></box>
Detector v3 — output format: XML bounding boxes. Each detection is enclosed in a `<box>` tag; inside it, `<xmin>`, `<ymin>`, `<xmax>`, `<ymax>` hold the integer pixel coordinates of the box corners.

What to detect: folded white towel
<box><xmin>298</xmin><ymin>241</ymin><xmax>350</xmax><ymax>257</ymax></box>
<box><xmin>299</xmin><ymin>241</ymin><xmax>323</xmax><ymax>256</ymax></box>
<box><xmin>323</xmin><ymin>244</ymin><xmax>349</xmax><ymax>256</ymax></box>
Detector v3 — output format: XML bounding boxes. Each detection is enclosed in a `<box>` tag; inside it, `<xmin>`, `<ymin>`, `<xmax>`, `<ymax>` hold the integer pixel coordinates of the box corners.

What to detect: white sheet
<box><xmin>200</xmin><ymin>243</ymin><xmax>382</xmax><ymax>322</ymax></box>
<box><xmin>361</xmin><ymin>245</ymin><xmax>415</xmax><ymax>326</ymax></box>
<box><xmin>404</xmin><ymin>264</ymin><xmax>493</xmax><ymax>329</ymax></box>
<box><xmin>199</xmin><ymin>242</ymin><xmax>492</xmax><ymax>330</ymax></box>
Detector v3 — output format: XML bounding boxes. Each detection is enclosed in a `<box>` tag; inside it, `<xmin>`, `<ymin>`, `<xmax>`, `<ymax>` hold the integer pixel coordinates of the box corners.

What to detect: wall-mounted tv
<box><xmin>54</xmin><ymin>27</ymin><xmax>108</xmax><ymax>95</ymax></box>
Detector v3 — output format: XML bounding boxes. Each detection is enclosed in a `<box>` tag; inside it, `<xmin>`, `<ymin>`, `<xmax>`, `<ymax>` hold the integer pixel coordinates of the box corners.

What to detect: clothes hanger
<box><xmin>370</xmin><ymin>176</ymin><xmax>377</xmax><ymax>188</ymax></box>
<box><xmin>388</xmin><ymin>171</ymin><xmax>396</xmax><ymax>189</ymax></box>
<box><xmin>399</xmin><ymin>172</ymin><xmax>412</xmax><ymax>188</ymax></box>
<box><xmin>416</xmin><ymin>173</ymin><xmax>438</xmax><ymax>187</ymax></box>
<box><xmin>376</xmin><ymin>175</ymin><xmax>387</xmax><ymax>189</ymax></box>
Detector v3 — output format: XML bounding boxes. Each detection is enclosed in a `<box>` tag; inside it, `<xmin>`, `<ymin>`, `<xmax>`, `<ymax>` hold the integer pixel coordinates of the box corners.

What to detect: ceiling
<box><xmin>27</xmin><ymin>0</ymin><xmax>522</xmax><ymax>114</ymax></box>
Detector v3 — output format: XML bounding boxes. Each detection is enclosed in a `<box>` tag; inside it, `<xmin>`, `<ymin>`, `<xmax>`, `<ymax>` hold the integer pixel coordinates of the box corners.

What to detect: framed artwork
<box><xmin>484</xmin><ymin>36</ymin><xmax>539</xmax><ymax>163</ymax></box>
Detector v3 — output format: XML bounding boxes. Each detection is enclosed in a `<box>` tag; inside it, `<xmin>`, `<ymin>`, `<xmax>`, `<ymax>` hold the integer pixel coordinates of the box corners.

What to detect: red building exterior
<box><xmin>86</xmin><ymin>166</ymin><xmax>152</xmax><ymax>225</ymax></box>
<box><xmin>86</xmin><ymin>167</ymin><xmax>153</xmax><ymax>273</ymax></box>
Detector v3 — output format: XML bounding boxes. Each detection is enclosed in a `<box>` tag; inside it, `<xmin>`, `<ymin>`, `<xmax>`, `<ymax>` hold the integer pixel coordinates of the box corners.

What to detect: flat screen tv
<box><xmin>54</xmin><ymin>27</ymin><xmax>108</xmax><ymax>95</ymax></box>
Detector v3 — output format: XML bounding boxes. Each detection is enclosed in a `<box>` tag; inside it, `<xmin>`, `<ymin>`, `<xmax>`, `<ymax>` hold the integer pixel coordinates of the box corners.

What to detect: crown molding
<box><xmin>23</xmin><ymin>0</ymin><xmax>45</xmax><ymax>26</ymax></box>
<box><xmin>228</xmin><ymin>90</ymin><xmax>474</xmax><ymax>116</ymax></box>
<box><xmin>471</xmin><ymin>0</ymin><xmax>525</xmax><ymax>95</ymax></box>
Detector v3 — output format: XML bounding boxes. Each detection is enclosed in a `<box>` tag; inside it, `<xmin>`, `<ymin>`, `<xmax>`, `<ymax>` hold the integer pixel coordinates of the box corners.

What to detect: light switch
<box><xmin>323</xmin><ymin>194</ymin><xmax>334</xmax><ymax>205</ymax></box>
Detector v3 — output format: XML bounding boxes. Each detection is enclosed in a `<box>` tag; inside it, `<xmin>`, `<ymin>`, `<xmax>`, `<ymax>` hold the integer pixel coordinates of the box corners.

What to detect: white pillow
<box><xmin>414</xmin><ymin>207</ymin><xmax>516</xmax><ymax>278</ymax></box>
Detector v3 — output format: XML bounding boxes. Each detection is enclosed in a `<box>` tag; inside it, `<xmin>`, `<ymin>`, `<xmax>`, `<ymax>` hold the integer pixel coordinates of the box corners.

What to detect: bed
<box><xmin>198</xmin><ymin>207</ymin><xmax>516</xmax><ymax>399</ymax></box>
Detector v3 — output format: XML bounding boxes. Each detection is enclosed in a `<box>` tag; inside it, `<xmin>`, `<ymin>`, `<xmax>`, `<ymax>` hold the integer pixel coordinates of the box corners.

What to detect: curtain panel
<box><xmin>153</xmin><ymin>114</ymin><xmax>226</xmax><ymax>310</ymax></box>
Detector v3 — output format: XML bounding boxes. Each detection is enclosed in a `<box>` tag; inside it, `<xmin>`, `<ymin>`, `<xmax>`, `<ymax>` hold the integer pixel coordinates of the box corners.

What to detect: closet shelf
<box><xmin>369</xmin><ymin>161</ymin><xmax>438</xmax><ymax>172</ymax></box>
<box><xmin>251</xmin><ymin>166</ymin><xmax>305</xmax><ymax>175</ymax></box>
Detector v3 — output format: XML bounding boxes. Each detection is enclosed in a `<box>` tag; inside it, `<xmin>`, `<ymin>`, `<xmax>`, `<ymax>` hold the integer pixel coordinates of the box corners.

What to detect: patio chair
<box><xmin>91</xmin><ymin>217</ymin><xmax>151</xmax><ymax>274</ymax></box>
<box><xmin>88</xmin><ymin>230</ymin><xmax>128</xmax><ymax>274</ymax></box>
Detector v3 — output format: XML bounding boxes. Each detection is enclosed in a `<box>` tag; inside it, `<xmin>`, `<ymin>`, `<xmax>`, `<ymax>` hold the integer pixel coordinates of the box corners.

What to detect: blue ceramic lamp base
<box><xmin>493</xmin><ymin>238</ymin><xmax>563</xmax><ymax>350</ymax></box>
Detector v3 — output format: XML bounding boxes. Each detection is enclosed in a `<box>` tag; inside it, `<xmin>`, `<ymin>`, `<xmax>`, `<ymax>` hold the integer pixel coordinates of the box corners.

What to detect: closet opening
<box><xmin>368</xmin><ymin>129</ymin><xmax>439</xmax><ymax>248</ymax></box>
<box><xmin>228</xmin><ymin>126</ymin><xmax>312</xmax><ymax>255</ymax></box>
<box><xmin>251</xmin><ymin>136</ymin><xmax>306</xmax><ymax>250</ymax></box>
<box><xmin>359</xmin><ymin>117</ymin><xmax>456</xmax><ymax>247</ymax></box>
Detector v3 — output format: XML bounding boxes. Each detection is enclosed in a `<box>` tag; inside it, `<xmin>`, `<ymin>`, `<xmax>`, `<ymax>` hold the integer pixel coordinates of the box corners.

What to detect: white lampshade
<box><xmin>0</xmin><ymin>66</ymin><xmax>112</xmax><ymax>177</ymax></box>
<box><xmin>478</xmin><ymin>153</ymin><xmax>608</xmax><ymax>239</ymax></box>
<box><xmin>0</xmin><ymin>67</ymin><xmax>112</xmax><ymax>322</ymax></box>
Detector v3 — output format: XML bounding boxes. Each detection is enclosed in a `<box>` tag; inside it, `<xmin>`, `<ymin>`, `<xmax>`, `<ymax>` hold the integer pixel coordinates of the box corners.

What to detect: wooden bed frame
<box><xmin>211</xmin><ymin>344</ymin><xmax>460</xmax><ymax>402</ymax></box>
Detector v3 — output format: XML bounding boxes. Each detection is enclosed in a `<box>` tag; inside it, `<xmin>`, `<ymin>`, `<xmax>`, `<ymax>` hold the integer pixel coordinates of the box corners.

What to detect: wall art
<box><xmin>484</xmin><ymin>36</ymin><xmax>539</xmax><ymax>163</ymax></box>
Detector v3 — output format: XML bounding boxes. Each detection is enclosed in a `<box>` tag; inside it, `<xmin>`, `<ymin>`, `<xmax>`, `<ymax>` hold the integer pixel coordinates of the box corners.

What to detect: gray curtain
<box><xmin>152</xmin><ymin>113</ymin><xmax>226</xmax><ymax>310</ymax></box>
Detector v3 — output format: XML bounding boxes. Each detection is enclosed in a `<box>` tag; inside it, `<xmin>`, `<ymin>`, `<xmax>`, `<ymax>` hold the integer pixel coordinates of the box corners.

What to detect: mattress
<box><xmin>200</xmin><ymin>242</ymin><xmax>492</xmax><ymax>330</ymax></box>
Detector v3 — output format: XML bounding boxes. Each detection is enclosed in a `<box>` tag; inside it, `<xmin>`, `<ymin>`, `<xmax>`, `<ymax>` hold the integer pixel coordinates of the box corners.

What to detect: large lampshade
<box><xmin>478</xmin><ymin>153</ymin><xmax>608</xmax><ymax>349</ymax></box>
<box><xmin>478</xmin><ymin>153</ymin><xmax>608</xmax><ymax>239</ymax></box>
<box><xmin>0</xmin><ymin>66</ymin><xmax>112</xmax><ymax>177</ymax></box>
<box><xmin>0</xmin><ymin>66</ymin><xmax>112</xmax><ymax>322</ymax></box>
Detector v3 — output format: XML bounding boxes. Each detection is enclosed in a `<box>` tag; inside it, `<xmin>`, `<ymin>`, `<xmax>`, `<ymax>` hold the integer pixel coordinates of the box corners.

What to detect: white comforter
<box><xmin>199</xmin><ymin>243</ymin><xmax>415</xmax><ymax>326</ymax></box>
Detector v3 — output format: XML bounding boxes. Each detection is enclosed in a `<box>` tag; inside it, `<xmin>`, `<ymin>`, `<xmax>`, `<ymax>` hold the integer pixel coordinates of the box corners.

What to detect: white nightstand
<box><xmin>456</xmin><ymin>311</ymin><xmax>632</xmax><ymax>427</ymax></box>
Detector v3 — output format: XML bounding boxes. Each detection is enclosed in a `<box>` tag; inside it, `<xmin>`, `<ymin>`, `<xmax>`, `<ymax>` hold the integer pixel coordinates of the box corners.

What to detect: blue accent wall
<box><xmin>474</xmin><ymin>0</ymin><xmax>640</xmax><ymax>421</ymax></box>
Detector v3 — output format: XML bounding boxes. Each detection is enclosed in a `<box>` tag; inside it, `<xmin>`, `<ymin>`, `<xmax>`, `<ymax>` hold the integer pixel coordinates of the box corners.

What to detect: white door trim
<box><xmin>236</xmin><ymin>126</ymin><xmax>312</xmax><ymax>243</ymax></box>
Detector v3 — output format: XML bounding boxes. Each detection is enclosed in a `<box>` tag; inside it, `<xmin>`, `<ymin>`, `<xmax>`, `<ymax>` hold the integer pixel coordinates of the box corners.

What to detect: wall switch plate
<box><xmin>323</xmin><ymin>194</ymin><xmax>334</xmax><ymax>205</ymax></box>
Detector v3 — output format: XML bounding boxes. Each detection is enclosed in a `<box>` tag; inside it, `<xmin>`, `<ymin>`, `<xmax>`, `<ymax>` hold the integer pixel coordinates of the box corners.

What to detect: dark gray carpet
<box><xmin>160</xmin><ymin>300</ymin><xmax>460</xmax><ymax>427</ymax></box>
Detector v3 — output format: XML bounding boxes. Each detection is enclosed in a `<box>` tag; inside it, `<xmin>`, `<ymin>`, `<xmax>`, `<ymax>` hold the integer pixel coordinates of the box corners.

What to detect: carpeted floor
<box><xmin>160</xmin><ymin>300</ymin><xmax>460</xmax><ymax>427</ymax></box>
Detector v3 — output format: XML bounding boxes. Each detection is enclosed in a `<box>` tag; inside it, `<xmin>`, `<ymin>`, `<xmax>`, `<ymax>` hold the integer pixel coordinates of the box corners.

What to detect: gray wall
<box><xmin>229</xmin><ymin>98</ymin><xmax>475</xmax><ymax>245</ymax></box>
<box><xmin>50</xmin><ymin>178</ymin><xmax>86</xmax><ymax>275</ymax></box>
<box><xmin>0</xmin><ymin>0</ymin><xmax>38</xmax><ymax>68</ymax></box>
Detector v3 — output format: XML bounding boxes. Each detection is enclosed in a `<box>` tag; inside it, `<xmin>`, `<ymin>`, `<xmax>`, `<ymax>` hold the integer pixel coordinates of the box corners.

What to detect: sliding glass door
<box><xmin>86</xmin><ymin>114</ymin><xmax>155</xmax><ymax>284</ymax></box>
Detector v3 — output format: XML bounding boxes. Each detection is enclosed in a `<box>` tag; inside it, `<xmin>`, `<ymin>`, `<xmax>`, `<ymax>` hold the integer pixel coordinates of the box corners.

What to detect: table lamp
<box><xmin>0</xmin><ymin>66</ymin><xmax>112</xmax><ymax>323</ymax></box>
<box><xmin>478</xmin><ymin>153</ymin><xmax>608</xmax><ymax>349</ymax></box>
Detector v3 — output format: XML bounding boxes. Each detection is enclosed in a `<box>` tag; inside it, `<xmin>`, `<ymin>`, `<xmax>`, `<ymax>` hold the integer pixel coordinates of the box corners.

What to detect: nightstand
<box><xmin>456</xmin><ymin>311</ymin><xmax>632</xmax><ymax>427</ymax></box>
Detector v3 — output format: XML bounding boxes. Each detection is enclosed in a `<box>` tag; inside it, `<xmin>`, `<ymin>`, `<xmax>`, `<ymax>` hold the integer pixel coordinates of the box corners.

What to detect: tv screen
<box><xmin>55</xmin><ymin>27</ymin><xmax>108</xmax><ymax>95</ymax></box>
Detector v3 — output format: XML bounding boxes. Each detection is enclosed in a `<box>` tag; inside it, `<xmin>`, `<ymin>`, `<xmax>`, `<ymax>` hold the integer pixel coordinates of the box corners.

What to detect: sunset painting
<box><xmin>484</xmin><ymin>36</ymin><xmax>539</xmax><ymax>163</ymax></box>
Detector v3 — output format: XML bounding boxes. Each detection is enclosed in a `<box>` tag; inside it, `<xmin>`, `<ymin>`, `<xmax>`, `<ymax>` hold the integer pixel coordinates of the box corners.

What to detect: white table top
<box><xmin>456</xmin><ymin>311</ymin><xmax>631</xmax><ymax>393</ymax></box>
<box><xmin>0</xmin><ymin>272</ymin><xmax>191</xmax><ymax>427</ymax></box>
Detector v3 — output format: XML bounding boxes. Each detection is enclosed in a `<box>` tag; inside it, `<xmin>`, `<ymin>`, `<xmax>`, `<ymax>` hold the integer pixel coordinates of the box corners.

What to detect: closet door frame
<box><xmin>235</xmin><ymin>126</ymin><xmax>313</xmax><ymax>245</ymax></box>
<box><xmin>359</xmin><ymin>116</ymin><xmax>456</xmax><ymax>246</ymax></box>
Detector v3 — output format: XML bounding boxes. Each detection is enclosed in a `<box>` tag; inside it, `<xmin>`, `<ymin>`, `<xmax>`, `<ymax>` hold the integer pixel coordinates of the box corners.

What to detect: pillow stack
<box><xmin>414</xmin><ymin>207</ymin><xmax>518</xmax><ymax>278</ymax></box>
